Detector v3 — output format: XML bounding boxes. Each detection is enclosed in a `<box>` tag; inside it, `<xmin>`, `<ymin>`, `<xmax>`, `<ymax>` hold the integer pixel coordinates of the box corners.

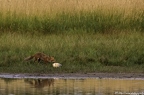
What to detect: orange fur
<box><xmin>24</xmin><ymin>52</ymin><xmax>55</xmax><ymax>63</ymax></box>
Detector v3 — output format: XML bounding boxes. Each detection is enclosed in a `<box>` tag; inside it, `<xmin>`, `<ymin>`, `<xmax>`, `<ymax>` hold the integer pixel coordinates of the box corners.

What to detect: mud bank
<box><xmin>0</xmin><ymin>73</ymin><xmax>144</xmax><ymax>79</ymax></box>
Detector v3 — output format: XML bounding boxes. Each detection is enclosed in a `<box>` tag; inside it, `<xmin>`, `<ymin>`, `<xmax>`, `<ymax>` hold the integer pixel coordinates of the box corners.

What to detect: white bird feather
<box><xmin>53</xmin><ymin>63</ymin><xmax>62</xmax><ymax>68</ymax></box>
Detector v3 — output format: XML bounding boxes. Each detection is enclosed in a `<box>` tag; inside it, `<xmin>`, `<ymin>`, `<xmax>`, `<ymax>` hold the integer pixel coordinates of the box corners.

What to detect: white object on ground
<box><xmin>52</xmin><ymin>63</ymin><xmax>62</xmax><ymax>68</ymax></box>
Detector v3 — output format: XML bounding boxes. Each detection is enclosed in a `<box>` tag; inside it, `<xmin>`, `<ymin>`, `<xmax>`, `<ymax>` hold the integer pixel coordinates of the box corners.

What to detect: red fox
<box><xmin>24</xmin><ymin>52</ymin><xmax>55</xmax><ymax>63</ymax></box>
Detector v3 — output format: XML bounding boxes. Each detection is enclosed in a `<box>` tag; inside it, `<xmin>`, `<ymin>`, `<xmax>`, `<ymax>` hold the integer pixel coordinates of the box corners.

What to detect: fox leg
<box><xmin>34</xmin><ymin>58</ymin><xmax>37</xmax><ymax>62</ymax></box>
<box><xmin>34</xmin><ymin>58</ymin><xmax>41</xmax><ymax>63</ymax></box>
<box><xmin>37</xmin><ymin>58</ymin><xmax>41</xmax><ymax>63</ymax></box>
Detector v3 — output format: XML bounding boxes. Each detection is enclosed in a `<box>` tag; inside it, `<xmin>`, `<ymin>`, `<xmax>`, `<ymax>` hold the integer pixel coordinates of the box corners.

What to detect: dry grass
<box><xmin>0</xmin><ymin>0</ymin><xmax>143</xmax><ymax>33</ymax></box>
<box><xmin>0</xmin><ymin>0</ymin><xmax>144</xmax><ymax>16</ymax></box>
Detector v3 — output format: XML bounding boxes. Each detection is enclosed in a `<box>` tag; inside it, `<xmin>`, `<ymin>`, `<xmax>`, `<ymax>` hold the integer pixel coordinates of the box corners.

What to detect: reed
<box><xmin>0</xmin><ymin>0</ymin><xmax>144</xmax><ymax>33</ymax></box>
<box><xmin>0</xmin><ymin>0</ymin><xmax>144</xmax><ymax>15</ymax></box>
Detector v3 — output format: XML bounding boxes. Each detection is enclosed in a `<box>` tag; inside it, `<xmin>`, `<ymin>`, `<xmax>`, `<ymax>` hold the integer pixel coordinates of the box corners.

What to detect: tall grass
<box><xmin>0</xmin><ymin>0</ymin><xmax>144</xmax><ymax>33</ymax></box>
<box><xmin>1</xmin><ymin>0</ymin><xmax>144</xmax><ymax>15</ymax></box>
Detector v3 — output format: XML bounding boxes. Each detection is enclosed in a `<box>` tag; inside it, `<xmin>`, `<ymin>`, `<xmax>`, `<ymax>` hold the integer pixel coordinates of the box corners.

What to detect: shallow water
<box><xmin>0</xmin><ymin>77</ymin><xmax>144</xmax><ymax>95</ymax></box>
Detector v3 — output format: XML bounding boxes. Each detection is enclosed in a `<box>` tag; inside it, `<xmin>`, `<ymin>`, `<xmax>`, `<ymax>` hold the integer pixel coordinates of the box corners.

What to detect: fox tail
<box><xmin>24</xmin><ymin>56</ymin><xmax>34</xmax><ymax>61</ymax></box>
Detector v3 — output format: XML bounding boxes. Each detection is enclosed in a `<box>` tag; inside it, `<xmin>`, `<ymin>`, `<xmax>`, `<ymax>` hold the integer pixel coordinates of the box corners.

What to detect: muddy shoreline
<box><xmin>0</xmin><ymin>73</ymin><xmax>144</xmax><ymax>79</ymax></box>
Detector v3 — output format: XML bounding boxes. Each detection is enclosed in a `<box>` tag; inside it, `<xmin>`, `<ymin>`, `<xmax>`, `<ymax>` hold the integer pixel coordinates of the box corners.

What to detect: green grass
<box><xmin>0</xmin><ymin>9</ymin><xmax>144</xmax><ymax>33</ymax></box>
<box><xmin>0</xmin><ymin>31</ymin><xmax>144</xmax><ymax>73</ymax></box>
<box><xmin>0</xmin><ymin>0</ymin><xmax>144</xmax><ymax>73</ymax></box>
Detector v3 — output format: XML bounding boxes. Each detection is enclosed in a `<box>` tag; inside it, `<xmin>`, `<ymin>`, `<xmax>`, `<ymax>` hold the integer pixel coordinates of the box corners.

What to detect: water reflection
<box><xmin>0</xmin><ymin>78</ymin><xmax>144</xmax><ymax>95</ymax></box>
<box><xmin>24</xmin><ymin>79</ymin><xmax>54</xmax><ymax>88</ymax></box>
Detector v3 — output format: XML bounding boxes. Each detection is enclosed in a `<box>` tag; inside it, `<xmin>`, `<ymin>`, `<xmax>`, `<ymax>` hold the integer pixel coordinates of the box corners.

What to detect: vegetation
<box><xmin>0</xmin><ymin>0</ymin><xmax>144</xmax><ymax>33</ymax></box>
<box><xmin>0</xmin><ymin>0</ymin><xmax>144</xmax><ymax>73</ymax></box>
<box><xmin>0</xmin><ymin>32</ymin><xmax>144</xmax><ymax>73</ymax></box>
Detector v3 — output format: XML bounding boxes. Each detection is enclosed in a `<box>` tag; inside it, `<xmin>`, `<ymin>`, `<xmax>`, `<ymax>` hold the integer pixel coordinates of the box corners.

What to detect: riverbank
<box><xmin>0</xmin><ymin>73</ymin><xmax>144</xmax><ymax>79</ymax></box>
<box><xmin>0</xmin><ymin>32</ymin><xmax>144</xmax><ymax>73</ymax></box>
<box><xmin>0</xmin><ymin>0</ymin><xmax>144</xmax><ymax>73</ymax></box>
<box><xmin>0</xmin><ymin>32</ymin><xmax>143</xmax><ymax>74</ymax></box>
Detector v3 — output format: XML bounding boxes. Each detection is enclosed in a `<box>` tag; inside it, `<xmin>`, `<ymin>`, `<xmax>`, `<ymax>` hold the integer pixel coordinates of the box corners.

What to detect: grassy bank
<box><xmin>0</xmin><ymin>0</ymin><xmax>144</xmax><ymax>73</ymax></box>
<box><xmin>0</xmin><ymin>31</ymin><xmax>144</xmax><ymax>73</ymax></box>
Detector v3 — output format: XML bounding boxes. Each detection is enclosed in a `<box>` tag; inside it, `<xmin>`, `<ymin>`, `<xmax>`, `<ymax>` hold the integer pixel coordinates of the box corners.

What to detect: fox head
<box><xmin>47</xmin><ymin>56</ymin><xmax>55</xmax><ymax>63</ymax></box>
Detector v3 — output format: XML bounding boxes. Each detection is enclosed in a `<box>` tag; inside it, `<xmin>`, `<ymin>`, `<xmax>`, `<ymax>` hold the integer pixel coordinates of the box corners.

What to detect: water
<box><xmin>0</xmin><ymin>77</ymin><xmax>144</xmax><ymax>95</ymax></box>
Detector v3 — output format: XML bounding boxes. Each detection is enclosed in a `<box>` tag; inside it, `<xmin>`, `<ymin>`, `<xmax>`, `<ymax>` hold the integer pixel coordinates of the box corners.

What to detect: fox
<box><xmin>24</xmin><ymin>52</ymin><xmax>55</xmax><ymax>63</ymax></box>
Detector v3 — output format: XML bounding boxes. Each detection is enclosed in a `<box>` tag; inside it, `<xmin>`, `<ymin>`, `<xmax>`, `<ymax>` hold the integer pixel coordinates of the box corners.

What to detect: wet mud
<box><xmin>0</xmin><ymin>73</ymin><xmax>144</xmax><ymax>79</ymax></box>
